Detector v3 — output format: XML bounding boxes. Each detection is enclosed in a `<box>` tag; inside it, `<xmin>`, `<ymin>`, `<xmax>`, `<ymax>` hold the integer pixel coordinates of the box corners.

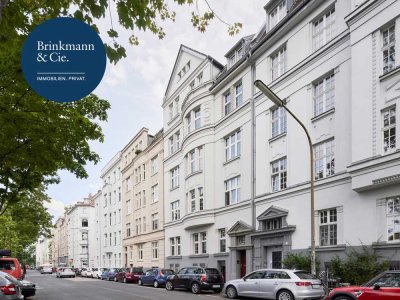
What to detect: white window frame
<box><xmin>152</xmin><ymin>241</ymin><xmax>159</xmax><ymax>259</ymax></box>
<box><xmin>271</xmin><ymin>157</ymin><xmax>287</xmax><ymax>192</ymax></box>
<box><xmin>169</xmin><ymin>102</ymin><xmax>173</xmax><ymax>120</ymax></box>
<box><xmin>312</xmin><ymin>7</ymin><xmax>335</xmax><ymax>51</ymax></box>
<box><xmin>194</xmin><ymin>107</ymin><xmax>201</xmax><ymax>129</ymax></box>
<box><xmin>319</xmin><ymin>208</ymin><xmax>337</xmax><ymax>246</ymax></box>
<box><xmin>313</xmin><ymin>73</ymin><xmax>335</xmax><ymax>117</ymax></box>
<box><xmin>382</xmin><ymin>106</ymin><xmax>396</xmax><ymax>154</ymax></box>
<box><xmin>382</xmin><ymin>24</ymin><xmax>396</xmax><ymax>74</ymax></box>
<box><xmin>138</xmin><ymin>244</ymin><xmax>143</xmax><ymax>260</ymax></box>
<box><xmin>152</xmin><ymin>213</ymin><xmax>159</xmax><ymax>230</ymax></box>
<box><xmin>224</xmin><ymin>92</ymin><xmax>232</xmax><ymax>115</ymax></box>
<box><xmin>271</xmin><ymin>46</ymin><xmax>286</xmax><ymax>81</ymax></box>
<box><xmin>235</xmin><ymin>82</ymin><xmax>243</xmax><ymax>107</ymax></box>
<box><xmin>225</xmin><ymin>176</ymin><xmax>241</xmax><ymax>206</ymax></box>
<box><xmin>171</xmin><ymin>166</ymin><xmax>180</xmax><ymax>189</ymax></box>
<box><xmin>151</xmin><ymin>184</ymin><xmax>159</xmax><ymax>202</ymax></box>
<box><xmin>189</xmin><ymin>189</ymin><xmax>196</xmax><ymax>212</ymax></box>
<box><xmin>387</xmin><ymin>196</ymin><xmax>400</xmax><ymax>242</ymax></box>
<box><xmin>269</xmin><ymin>0</ymin><xmax>287</xmax><ymax>29</ymax></box>
<box><xmin>199</xmin><ymin>187</ymin><xmax>204</xmax><ymax>211</ymax></box>
<box><xmin>271</xmin><ymin>106</ymin><xmax>287</xmax><ymax>138</ymax></box>
<box><xmin>126</xmin><ymin>199</ymin><xmax>132</xmax><ymax>215</ymax></box>
<box><xmin>171</xmin><ymin>200</ymin><xmax>180</xmax><ymax>221</ymax></box>
<box><xmin>219</xmin><ymin>228</ymin><xmax>226</xmax><ymax>253</ymax></box>
<box><xmin>225</xmin><ymin>131</ymin><xmax>241</xmax><ymax>161</ymax></box>
<box><xmin>192</xmin><ymin>232</ymin><xmax>206</xmax><ymax>254</ymax></box>
<box><xmin>151</xmin><ymin>155</ymin><xmax>158</xmax><ymax>174</ymax></box>
<box><xmin>314</xmin><ymin>139</ymin><xmax>335</xmax><ymax>180</ymax></box>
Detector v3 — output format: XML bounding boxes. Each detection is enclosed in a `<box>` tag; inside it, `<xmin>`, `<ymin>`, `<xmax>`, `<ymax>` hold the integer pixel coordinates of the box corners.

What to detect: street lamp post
<box><xmin>254</xmin><ymin>80</ymin><xmax>316</xmax><ymax>275</ymax></box>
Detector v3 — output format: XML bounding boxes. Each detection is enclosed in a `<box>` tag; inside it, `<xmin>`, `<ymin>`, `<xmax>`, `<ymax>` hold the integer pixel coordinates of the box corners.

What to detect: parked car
<box><xmin>100</xmin><ymin>269</ymin><xmax>110</xmax><ymax>280</ymax></box>
<box><xmin>139</xmin><ymin>268</ymin><xmax>175</xmax><ymax>288</ymax></box>
<box><xmin>326</xmin><ymin>270</ymin><xmax>400</xmax><ymax>300</ymax></box>
<box><xmin>85</xmin><ymin>268</ymin><xmax>98</xmax><ymax>278</ymax></box>
<box><xmin>165</xmin><ymin>267</ymin><xmax>224</xmax><ymax>294</ymax></box>
<box><xmin>0</xmin><ymin>270</ymin><xmax>23</xmax><ymax>300</ymax></box>
<box><xmin>107</xmin><ymin>268</ymin><xmax>122</xmax><ymax>281</ymax></box>
<box><xmin>95</xmin><ymin>268</ymin><xmax>107</xmax><ymax>279</ymax></box>
<box><xmin>56</xmin><ymin>268</ymin><xmax>76</xmax><ymax>278</ymax></box>
<box><xmin>19</xmin><ymin>280</ymin><xmax>36</xmax><ymax>299</ymax></box>
<box><xmin>123</xmin><ymin>267</ymin><xmax>144</xmax><ymax>283</ymax></box>
<box><xmin>222</xmin><ymin>269</ymin><xmax>324</xmax><ymax>300</ymax></box>
<box><xmin>80</xmin><ymin>268</ymin><xmax>88</xmax><ymax>277</ymax></box>
<box><xmin>40</xmin><ymin>266</ymin><xmax>53</xmax><ymax>275</ymax></box>
<box><xmin>0</xmin><ymin>258</ymin><xmax>24</xmax><ymax>280</ymax></box>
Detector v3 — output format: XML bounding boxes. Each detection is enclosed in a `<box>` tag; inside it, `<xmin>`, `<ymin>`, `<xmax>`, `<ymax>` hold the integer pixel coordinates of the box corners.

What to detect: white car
<box><xmin>85</xmin><ymin>268</ymin><xmax>98</xmax><ymax>278</ymax></box>
<box><xmin>80</xmin><ymin>268</ymin><xmax>88</xmax><ymax>277</ymax></box>
<box><xmin>95</xmin><ymin>268</ymin><xmax>107</xmax><ymax>279</ymax></box>
<box><xmin>222</xmin><ymin>269</ymin><xmax>325</xmax><ymax>300</ymax></box>
<box><xmin>40</xmin><ymin>266</ymin><xmax>53</xmax><ymax>274</ymax></box>
<box><xmin>56</xmin><ymin>268</ymin><xmax>76</xmax><ymax>278</ymax></box>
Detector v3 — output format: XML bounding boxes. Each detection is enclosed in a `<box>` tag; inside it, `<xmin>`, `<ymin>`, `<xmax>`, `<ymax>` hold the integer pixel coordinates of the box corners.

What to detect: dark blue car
<box><xmin>100</xmin><ymin>268</ymin><xmax>110</xmax><ymax>280</ymax></box>
<box><xmin>138</xmin><ymin>268</ymin><xmax>175</xmax><ymax>288</ymax></box>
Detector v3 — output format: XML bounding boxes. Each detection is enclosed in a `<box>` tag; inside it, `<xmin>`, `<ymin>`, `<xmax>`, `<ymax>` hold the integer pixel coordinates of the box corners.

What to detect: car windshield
<box><xmin>364</xmin><ymin>272</ymin><xmax>400</xmax><ymax>287</ymax></box>
<box><xmin>0</xmin><ymin>260</ymin><xmax>15</xmax><ymax>270</ymax></box>
<box><xmin>294</xmin><ymin>271</ymin><xmax>318</xmax><ymax>280</ymax></box>
<box><xmin>131</xmin><ymin>268</ymin><xmax>143</xmax><ymax>273</ymax></box>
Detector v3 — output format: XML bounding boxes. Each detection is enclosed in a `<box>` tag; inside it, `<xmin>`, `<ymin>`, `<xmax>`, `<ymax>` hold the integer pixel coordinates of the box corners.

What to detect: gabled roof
<box><xmin>227</xmin><ymin>220</ymin><xmax>253</xmax><ymax>236</ymax></box>
<box><xmin>163</xmin><ymin>44</ymin><xmax>223</xmax><ymax>102</ymax></box>
<box><xmin>257</xmin><ymin>205</ymin><xmax>289</xmax><ymax>221</ymax></box>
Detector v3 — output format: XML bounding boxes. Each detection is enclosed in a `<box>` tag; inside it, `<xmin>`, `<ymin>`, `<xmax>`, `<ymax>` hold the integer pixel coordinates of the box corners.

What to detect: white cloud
<box><xmin>45</xmin><ymin>198</ymin><xmax>66</xmax><ymax>221</ymax></box>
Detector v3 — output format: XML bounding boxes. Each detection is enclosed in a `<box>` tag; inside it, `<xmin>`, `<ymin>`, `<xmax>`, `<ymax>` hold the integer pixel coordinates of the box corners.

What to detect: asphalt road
<box><xmin>24</xmin><ymin>270</ymin><xmax>226</xmax><ymax>300</ymax></box>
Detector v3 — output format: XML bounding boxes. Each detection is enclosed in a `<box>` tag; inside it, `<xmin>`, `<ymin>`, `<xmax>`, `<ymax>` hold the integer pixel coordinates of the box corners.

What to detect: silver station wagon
<box><xmin>222</xmin><ymin>269</ymin><xmax>324</xmax><ymax>300</ymax></box>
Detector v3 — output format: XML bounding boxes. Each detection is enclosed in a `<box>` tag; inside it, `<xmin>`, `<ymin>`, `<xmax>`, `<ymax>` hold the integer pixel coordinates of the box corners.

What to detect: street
<box><xmin>24</xmin><ymin>270</ymin><xmax>228</xmax><ymax>300</ymax></box>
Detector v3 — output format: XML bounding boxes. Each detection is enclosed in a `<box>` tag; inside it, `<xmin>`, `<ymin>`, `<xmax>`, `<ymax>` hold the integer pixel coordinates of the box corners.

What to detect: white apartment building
<box><xmin>95</xmin><ymin>152</ymin><xmax>123</xmax><ymax>268</ymax></box>
<box><xmin>35</xmin><ymin>235</ymin><xmax>52</xmax><ymax>267</ymax></box>
<box><xmin>163</xmin><ymin>0</ymin><xmax>400</xmax><ymax>280</ymax></box>
<box><xmin>67</xmin><ymin>196</ymin><xmax>96</xmax><ymax>268</ymax></box>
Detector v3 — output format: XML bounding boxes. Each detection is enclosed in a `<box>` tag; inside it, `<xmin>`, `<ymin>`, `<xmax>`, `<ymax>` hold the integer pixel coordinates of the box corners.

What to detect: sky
<box><xmin>45</xmin><ymin>0</ymin><xmax>268</xmax><ymax>219</ymax></box>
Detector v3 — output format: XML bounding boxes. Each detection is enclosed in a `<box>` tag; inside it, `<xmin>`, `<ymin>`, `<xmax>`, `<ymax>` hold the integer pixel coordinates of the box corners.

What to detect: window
<box><xmin>269</xmin><ymin>0</ymin><xmax>286</xmax><ymax>29</ymax></box>
<box><xmin>199</xmin><ymin>187</ymin><xmax>204</xmax><ymax>211</ymax></box>
<box><xmin>171</xmin><ymin>166</ymin><xmax>180</xmax><ymax>189</ymax></box>
<box><xmin>197</xmin><ymin>72</ymin><xmax>203</xmax><ymax>84</ymax></box>
<box><xmin>193</xmin><ymin>232</ymin><xmax>207</xmax><ymax>254</ymax></box>
<box><xmin>169</xmin><ymin>102</ymin><xmax>173</xmax><ymax>120</ymax></box>
<box><xmin>319</xmin><ymin>208</ymin><xmax>337</xmax><ymax>246</ymax></box>
<box><xmin>127</xmin><ymin>199</ymin><xmax>132</xmax><ymax>214</ymax></box>
<box><xmin>383</xmin><ymin>107</ymin><xmax>396</xmax><ymax>153</ymax></box>
<box><xmin>387</xmin><ymin>196</ymin><xmax>400</xmax><ymax>242</ymax></box>
<box><xmin>152</xmin><ymin>213</ymin><xmax>159</xmax><ymax>230</ymax></box>
<box><xmin>194</xmin><ymin>108</ymin><xmax>201</xmax><ymax>129</ymax></box>
<box><xmin>267</xmin><ymin>218</ymin><xmax>282</xmax><ymax>230</ymax></box>
<box><xmin>109</xmin><ymin>213</ymin><xmax>112</xmax><ymax>225</ymax></box>
<box><xmin>118</xmin><ymin>187</ymin><xmax>121</xmax><ymax>202</ymax></box>
<box><xmin>82</xmin><ymin>219</ymin><xmax>88</xmax><ymax>227</ymax></box>
<box><xmin>171</xmin><ymin>200</ymin><xmax>180</xmax><ymax>221</ymax></box>
<box><xmin>109</xmin><ymin>233</ymin><xmax>112</xmax><ymax>246</ymax></box>
<box><xmin>127</xmin><ymin>177</ymin><xmax>132</xmax><ymax>191</ymax></box>
<box><xmin>151</xmin><ymin>155</ymin><xmax>158</xmax><ymax>174</ymax></box>
<box><xmin>271</xmin><ymin>46</ymin><xmax>286</xmax><ymax>80</ymax></box>
<box><xmin>235</xmin><ymin>82</ymin><xmax>243</xmax><ymax>107</ymax></box>
<box><xmin>186</xmin><ymin>146</ymin><xmax>203</xmax><ymax>175</ymax></box>
<box><xmin>313</xmin><ymin>8</ymin><xmax>335</xmax><ymax>51</ymax></box>
<box><xmin>118</xmin><ymin>209</ymin><xmax>121</xmax><ymax>223</ymax></box>
<box><xmin>190</xmin><ymin>80</ymin><xmax>195</xmax><ymax>89</ymax></box>
<box><xmin>82</xmin><ymin>231</ymin><xmax>88</xmax><ymax>240</ymax></box>
<box><xmin>151</xmin><ymin>184</ymin><xmax>159</xmax><ymax>202</ymax></box>
<box><xmin>175</xmin><ymin>131</ymin><xmax>180</xmax><ymax>150</ymax></box>
<box><xmin>225</xmin><ymin>176</ymin><xmax>240</xmax><ymax>205</ymax></box>
<box><xmin>143</xmin><ymin>164</ymin><xmax>146</xmax><ymax>180</ymax></box>
<box><xmin>224</xmin><ymin>92</ymin><xmax>232</xmax><ymax>115</ymax></box>
<box><xmin>189</xmin><ymin>190</ymin><xmax>196</xmax><ymax>212</ymax></box>
<box><xmin>313</xmin><ymin>73</ymin><xmax>335</xmax><ymax>117</ymax></box>
<box><xmin>219</xmin><ymin>229</ymin><xmax>226</xmax><ymax>252</ymax></box>
<box><xmin>382</xmin><ymin>24</ymin><xmax>396</xmax><ymax>74</ymax></box>
<box><xmin>186</xmin><ymin>114</ymin><xmax>191</xmax><ymax>133</ymax></box>
<box><xmin>104</xmin><ymin>234</ymin><xmax>107</xmax><ymax>247</ymax></box>
<box><xmin>143</xmin><ymin>217</ymin><xmax>146</xmax><ymax>232</ymax></box>
<box><xmin>126</xmin><ymin>223</ymin><xmax>131</xmax><ymax>237</ymax></box>
<box><xmin>170</xmin><ymin>236</ymin><xmax>181</xmax><ymax>256</ymax></box>
<box><xmin>314</xmin><ymin>139</ymin><xmax>335</xmax><ymax>179</ymax></box>
<box><xmin>225</xmin><ymin>131</ymin><xmax>241</xmax><ymax>161</ymax></box>
<box><xmin>271</xmin><ymin>106</ymin><xmax>287</xmax><ymax>138</ymax></box>
<box><xmin>138</xmin><ymin>244</ymin><xmax>143</xmax><ymax>260</ymax></box>
<box><xmin>175</xmin><ymin>97</ymin><xmax>179</xmax><ymax>116</ymax></box>
<box><xmin>271</xmin><ymin>157</ymin><xmax>287</xmax><ymax>192</ymax></box>
<box><xmin>152</xmin><ymin>242</ymin><xmax>159</xmax><ymax>259</ymax></box>
<box><xmin>82</xmin><ymin>245</ymin><xmax>88</xmax><ymax>254</ymax></box>
<box><xmin>118</xmin><ymin>231</ymin><xmax>121</xmax><ymax>244</ymax></box>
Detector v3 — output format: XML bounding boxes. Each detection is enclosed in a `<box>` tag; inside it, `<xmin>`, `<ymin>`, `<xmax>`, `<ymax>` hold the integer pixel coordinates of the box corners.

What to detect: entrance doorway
<box><xmin>217</xmin><ymin>260</ymin><xmax>226</xmax><ymax>280</ymax></box>
<box><xmin>272</xmin><ymin>251</ymin><xmax>282</xmax><ymax>269</ymax></box>
<box><xmin>239</xmin><ymin>250</ymin><xmax>246</xmax><ymax>277</ymax></box>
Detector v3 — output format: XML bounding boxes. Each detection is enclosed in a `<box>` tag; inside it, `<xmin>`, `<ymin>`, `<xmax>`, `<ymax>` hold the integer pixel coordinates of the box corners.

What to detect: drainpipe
<box><xmin>249</xmin><ymin>52</ymin><xmax>256</xmax><ymax>230</ymax></box>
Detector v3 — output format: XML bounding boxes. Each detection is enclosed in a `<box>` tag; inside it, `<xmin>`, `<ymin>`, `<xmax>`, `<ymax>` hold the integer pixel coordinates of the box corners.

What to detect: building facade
<box><xmin>163</xmin><ymin>0</ymin><xmax>400</xmax><ymax>280</ymax></box>
<box><xmin>36</xmin><ymin>235</ymin><xmax>52</xmax><ymax>267</ymax></box>
<box><xmin>122</xmin><ymin>128</ymin><xmax>165</xmax><ymax>268</ymax></box>
<box><xmin>95</xmin><ymin>152</ymin><xmax>123</xmax><ymax>268</ymax></box>
<box><xmin>67</xmin><ymin>195</ymin><xmax>96</xmax><ymax>268</ymax></box>
<box><xmin>51</xmin><ymin>213</ymin><xmax>68</xmax><ymax>266</ymax></box>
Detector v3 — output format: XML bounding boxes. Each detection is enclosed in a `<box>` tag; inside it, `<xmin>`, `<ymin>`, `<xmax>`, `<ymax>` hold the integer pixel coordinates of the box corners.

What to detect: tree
<box><xmin>0</xmin><ymin>187</ymin><xmax>53</xmax><ymax>258</ymax></box>
<box><xmin>282</xmin><ymin>252</ymin><xmax>320</xmax><ymax>273</ymax></box>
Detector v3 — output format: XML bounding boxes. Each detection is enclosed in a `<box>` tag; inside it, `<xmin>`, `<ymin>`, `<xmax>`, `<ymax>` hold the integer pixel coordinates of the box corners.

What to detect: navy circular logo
<box><xmin>21</xmin><ymin>17</ymin><xmax>106</xmax><ymax>102</ymax></box>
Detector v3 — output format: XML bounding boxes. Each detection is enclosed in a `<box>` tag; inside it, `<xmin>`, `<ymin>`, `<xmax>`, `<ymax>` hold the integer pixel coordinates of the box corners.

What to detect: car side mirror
<box><xmin>373</xmin><ymin>284</ymin><xmax>380</xmax><ymax>290</ymax></box>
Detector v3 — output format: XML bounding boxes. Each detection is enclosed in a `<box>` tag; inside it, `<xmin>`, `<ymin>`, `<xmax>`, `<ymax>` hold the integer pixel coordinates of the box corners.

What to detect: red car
<box><xmin>123</xmin><ymin>267</ymin><xmax>143</xmax><ymax>283</ymax></box>
<box><xmin>326</xmin><ymin>271</ymin><xmax>400</xmax><ymax>300</ymax></box>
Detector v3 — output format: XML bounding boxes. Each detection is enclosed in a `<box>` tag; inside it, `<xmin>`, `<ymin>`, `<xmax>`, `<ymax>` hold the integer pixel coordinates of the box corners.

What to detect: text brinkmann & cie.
<box><xmin>37</xmin><ymin>41</ymin><xmax>95</xmax><ymax>51</ymax></box>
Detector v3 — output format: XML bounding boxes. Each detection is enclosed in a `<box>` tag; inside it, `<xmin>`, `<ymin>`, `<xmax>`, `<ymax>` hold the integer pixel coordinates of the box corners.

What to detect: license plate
<box><xmin>212</xmin><ymin>285</ymin><xmax>220</xmax><ymax>288</ymax></box>
<box><xmin>312</xmin><ymin>285</ymin><xmax>320</xmax><ymax>289</ymax></box>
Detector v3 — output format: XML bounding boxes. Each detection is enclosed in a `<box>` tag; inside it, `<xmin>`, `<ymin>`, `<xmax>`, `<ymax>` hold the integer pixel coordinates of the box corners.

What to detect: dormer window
<box><xmin>177</xmin><ymin>61</ymin><xmax>191</xmax><ymax>81</ymax></box>
<box><xmin>269</xmin><ymin>0</ymin><xmax>287</xmax><ymax>29</ymax></box>
<box><xmin>266</xmin><ymin>218</ymin><xmax>282</xmax><ymax>230</ymax></box>
<box><xmin>228</xmin><ymin>46</ymin><xmax>245</xmax><ymax>68</ymax></box>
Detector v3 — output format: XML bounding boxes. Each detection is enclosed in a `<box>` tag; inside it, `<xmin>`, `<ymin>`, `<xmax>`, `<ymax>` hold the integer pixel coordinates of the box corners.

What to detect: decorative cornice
<box><xmin>373</xmin><ymin>174</ymin><xmax>400</xmax><ymax>185</ymax></box>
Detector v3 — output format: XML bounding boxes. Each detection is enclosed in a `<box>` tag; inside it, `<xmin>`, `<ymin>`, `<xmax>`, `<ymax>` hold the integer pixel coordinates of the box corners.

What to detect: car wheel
<box><xmin>165</xmin><ymin>280</ymin><xmax>174</xmax><ymax>291</ymax></box>
<box><xmin>277</xmin><ymin>290</ymin><xmax>294</xmax><ymax>300</ymax></box>
<box><xmin>226</xmin><ymin>285</ymin><xmax>238</xmax><ymax>299</ymax></box>
<box><xmin>191</xmin><ymin>282</ymin><xmax>201</xmax><ymax>294</ymax></box>
<box><xmin>138</xmin><ymin>279</ymin><xmax>143</xmax><ymax>286</ymax></box>
<box><xmin>123</xmin><ymin>278</ymin><xmax>127</xmax><ymax>284</ymax></box>
<box><xmin>153</xmin><ymin>280</ymin><xmax>159</xmax><ymax>288</ymax></box>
